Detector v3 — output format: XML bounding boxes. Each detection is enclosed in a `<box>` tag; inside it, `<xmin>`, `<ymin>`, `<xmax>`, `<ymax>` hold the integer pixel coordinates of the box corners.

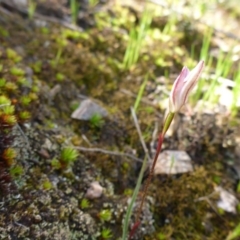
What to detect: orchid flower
<box><xmin>169</xmin><ymin>60</ymin><xmax>205</xmax><ymax>113</ymax></box>
<box><xmin>128</xmin><ymin>60</ymin><xmax>205</xmax><ymax>240</ymax></box>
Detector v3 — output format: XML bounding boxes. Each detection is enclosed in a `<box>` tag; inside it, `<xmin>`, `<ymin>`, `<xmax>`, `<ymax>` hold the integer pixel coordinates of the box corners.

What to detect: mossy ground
<box><xmin>0</xmin><ymin>1</ymin><xmax>240</xmax><ymax>240</ymax></box>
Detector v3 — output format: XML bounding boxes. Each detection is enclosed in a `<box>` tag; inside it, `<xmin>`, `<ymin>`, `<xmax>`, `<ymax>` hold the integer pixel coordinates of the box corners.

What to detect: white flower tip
<box><xmin>197</xmin><ymin>60</ymin><xmax>205</xmax><ymax>71</ymax></box>
<box><xmin>168</xmin><ymin>60</ymin><xmax>205</xmax><ymax>113</ymax></box>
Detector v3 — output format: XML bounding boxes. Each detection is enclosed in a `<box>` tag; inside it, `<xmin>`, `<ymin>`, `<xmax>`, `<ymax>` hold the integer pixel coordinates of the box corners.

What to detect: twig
<box><xmin>74</xmin><ymin>146</ymin><xmax>143</xmax><ymax>163</ymax></box>
<box><xmin>15</xmin><ymin>123</ymin><xmax>31</xmax><ymax>150</ymax></box>
<box><xmin>130</xmin><ymin>107</ymin><xmax>151</xmax><ymax>162</ymax></box>
<box><xmin>81</xmin><ymin>134</ymin><xmax>92</xmax><ymax>147</ymax></box>
<box><xmin>195</xmin><ymin>193</ymin><xmax>224</xmax><ymax>220</ymax></box>
<box><xmin>150</xmin><ymin>121</ymin><xmax>158</xmax><ymax>157</ymax></box>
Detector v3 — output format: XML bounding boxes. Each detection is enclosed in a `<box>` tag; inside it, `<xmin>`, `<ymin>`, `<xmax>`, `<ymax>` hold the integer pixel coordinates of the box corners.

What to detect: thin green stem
<box><xmin>129</xmin><ymin>112</ymin><xmax>175</xmax><ymax>239</ymax></box>
<box><xmin>162</xmin><ymin>112</ymin><xmax>175</xmax><ymax>136</ymax></box>
<box><xmin>134</xmin><ymin>74</ymin><xmax>149</xmax><ymax>112</ymax></box>
<box><xmin>122</xmin><ymin>155</ymin><xmax>148</xmax><ymax>240</ymax></box>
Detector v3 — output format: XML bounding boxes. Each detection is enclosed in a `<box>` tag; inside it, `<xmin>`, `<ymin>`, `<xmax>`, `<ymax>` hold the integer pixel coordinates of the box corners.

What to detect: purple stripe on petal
<box><xmin>171</xmin><ymin>67</ymin><xmax>189</xmax><ymax>104</ymax></box>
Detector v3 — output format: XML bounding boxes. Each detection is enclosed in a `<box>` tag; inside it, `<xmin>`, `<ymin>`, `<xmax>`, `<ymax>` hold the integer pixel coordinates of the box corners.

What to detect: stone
<box><xmin>153</xmin><ymin>150</ymin><xmax>193</xmax><ymax>175</ymax></box>
<box><xmin>215</xmin><ymin>186</ymin><xmax>238</xmax><ymax>214</ymax></box>
<box><xmin>71</xmin><ymin>99</ymin><xmax>108</xmax><ymax>121</ymax></box>
<box><xmin>10</xmin><ymin>0</ymin><xmax>28</xmax><ymax>9</ymax></box>
<box><xmin>85</xmin><ymin>181</ymin><xmax>103</xmax><ymax>199</ymax></box>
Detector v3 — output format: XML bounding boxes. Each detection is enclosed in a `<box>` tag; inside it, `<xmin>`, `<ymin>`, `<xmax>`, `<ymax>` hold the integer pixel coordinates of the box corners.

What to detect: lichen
<box><xmin>0</xmin><ymin>3</ymin><xmax>239</xmax><ymax>240</ymax></box>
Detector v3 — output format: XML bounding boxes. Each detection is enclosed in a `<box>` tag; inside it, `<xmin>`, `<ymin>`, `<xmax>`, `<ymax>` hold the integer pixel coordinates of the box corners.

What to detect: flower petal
<box><xmin>169</xmin><ymin>67</ymin><xmax>189</xmax><ymax>112</ymax></box>
<box><xmin>180</xmin><ymin>60</ymin><xmax>204</xmax><ymax>105</ymax></box>
<box><xmin>169</xmin><ymin>60</ymin><xmax>204</xmax><ymax>113</ymax></box>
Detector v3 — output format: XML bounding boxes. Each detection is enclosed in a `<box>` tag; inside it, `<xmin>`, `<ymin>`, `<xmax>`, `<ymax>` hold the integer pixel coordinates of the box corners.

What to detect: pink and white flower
<box><xmin>169</xmin><ymin>60</ymin><xmax>205</xmax><ymax>113</ymax></box>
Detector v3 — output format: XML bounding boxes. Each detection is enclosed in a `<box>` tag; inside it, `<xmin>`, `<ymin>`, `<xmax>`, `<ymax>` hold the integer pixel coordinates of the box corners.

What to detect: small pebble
<box><xmin>85</xmin><ymin>181</ymin><xmax>103</xmax><ymax>199</ymax></box>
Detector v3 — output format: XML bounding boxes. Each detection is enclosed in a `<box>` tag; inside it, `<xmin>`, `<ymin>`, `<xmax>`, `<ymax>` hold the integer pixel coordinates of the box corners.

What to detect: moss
<box><xmin>56</xmin><ymin>72</ymin><xmax>65</xmax><ymax>81</ymax></box>
<box><xmin>60</xmin><ymin>147</ymin><xmax>79</xmax><ymax>164</ymax></box>
<box><xmin>6</xmin><ymin>48</ymin><xmax>22</xmax><ymax>63</ymax></box>
<box><xmin>80</xmin><ymin>198</ymin><xmax>90</xmax><ymax>209</ymax></box>
<box><xmin>19</xmin><ymin>95</ymin><xmax>31</xmax><ymax>106</ymax></box>
<box><xmin>2</xmin><ymin>148</ymin><xmax>16</xmax><ymax>166</ymax></box>
<box><xmin>18</xmin><ymin>111</ymin><xmax>31</xmax><ymax>122</ymax></box>
<box><xmin>150</xmin><ymin>165</ymin><xmax>234</xmax><ymax>239</ymax></box>
<box><xmin>0</xmin><ymin>3</ymin><xmax>239</xmax><ymax>240</ymax></box>
<box><xmin>98</xmin><ymin>209</ymin><xmax>112</xmax><ymax>222</ymax></box>
<box><xmin>10</xmin><ymin>67</ymin><xmax>25</xmax><ymax>76</ymax></box>
<box><xmin>10</xmin><ymin>165</ymin><xmax>24</xmax><ymax>177</ymax></box>
<box><xmin>42</xmin><ymin>180</ymin><xmax>53</xmax><ymax>190</ymax></box>
<box><xmin>51</xmin><ymin>158</ymin><xmax>61</xmax><ymax>169</ymax></box>
<box><xmin>2</xmin><ymin>105</ymin><xmax>15</xmax><ymax>115</ymax></box>
<box><xmin>101</xmin><ymin>228</ymin><xmax>113</xmax><ymax>239</ymax></box>
<box><xmin>32</xmin><ymin>60</ymin><xmax>42</xmax><ymax>73</ymax></box>
<box><xmin>5</xmin><ymin>82</ymin><xmax>18</xmax><ymax>92</ymax></box>
<box><xmin>0</xmin><ymin>78</ymin><xmax>6</xmax><ymax>87</ymax></box>
<box><xmin>89</xmin><ymin>113</ymin><xmax>105</xmax><ymax>129</ymax></box>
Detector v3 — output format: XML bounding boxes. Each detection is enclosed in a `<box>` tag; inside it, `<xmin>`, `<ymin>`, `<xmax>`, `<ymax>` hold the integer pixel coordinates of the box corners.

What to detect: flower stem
<box><xmin>129</xmin><ymin>112</ymin><xmax>175</xmax><ymax>239</ymax></box>
<box><xmin>123</xmin><ymin>155</ymin><xmax>148</xmax><ymax>240</ymax></box>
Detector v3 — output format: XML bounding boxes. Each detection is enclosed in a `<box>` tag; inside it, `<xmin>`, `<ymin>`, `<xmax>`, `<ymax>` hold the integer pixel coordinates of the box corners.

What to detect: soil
<box><xmin>0</xmin><ymin>0</ymin><xmax>240</xmax><ymax>240</ymax></box>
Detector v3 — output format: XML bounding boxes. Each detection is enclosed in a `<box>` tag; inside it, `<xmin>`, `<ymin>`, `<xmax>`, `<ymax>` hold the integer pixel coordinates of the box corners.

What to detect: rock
<box><xmin>85</xmin><ymin>181</ymin><xmax>103</xmax><ymax>199</ymax></box>
<box><xmin>71</xmin><ymin>99</ymin><xmax>108</xmax><ymax>121</ymax></box>
<box><xmin>153</xmin><ymin>150</ymin><xmax>193</xmax><ymax>175</ymax></box>
<box><xmin>215</xmin><ymin>186</ymin><xmax>238</xmax><ymax>214</ymax></box>
<box><xmin>7</xmin><ymin>0</ymin><xmax>28</xmax><ymax>9</ymax></box>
